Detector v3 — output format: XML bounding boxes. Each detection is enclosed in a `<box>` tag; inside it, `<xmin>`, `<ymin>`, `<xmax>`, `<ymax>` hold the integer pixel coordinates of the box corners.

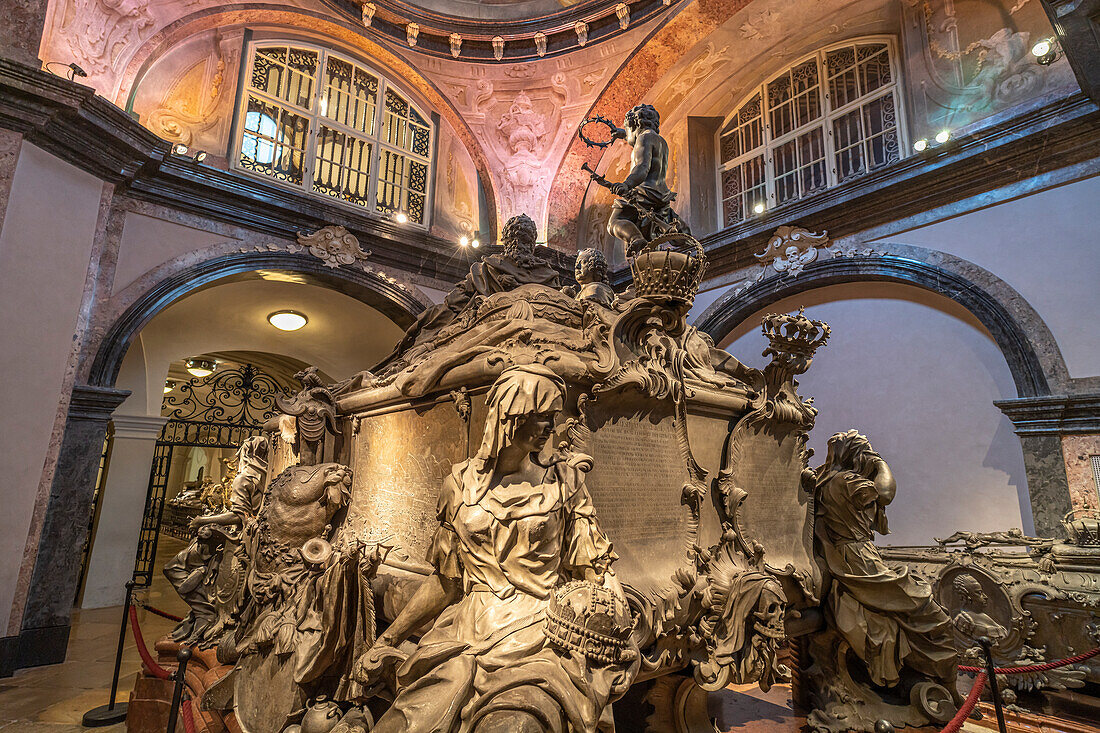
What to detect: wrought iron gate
<box><xmin>131</xmin><ymin>364</ymin><xmax>288</xmax><ymax>586</ymax></box>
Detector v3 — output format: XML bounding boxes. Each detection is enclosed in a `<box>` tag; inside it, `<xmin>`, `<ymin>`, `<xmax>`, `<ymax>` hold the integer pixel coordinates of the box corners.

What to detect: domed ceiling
<box><xmin>326</xmin><ymin>0</ymin><xmax>678</xmax><ymax>61</ymax></box>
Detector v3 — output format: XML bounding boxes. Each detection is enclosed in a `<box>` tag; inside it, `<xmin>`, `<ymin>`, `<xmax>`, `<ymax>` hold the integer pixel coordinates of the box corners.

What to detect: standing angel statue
<box><xmin>579</xmin><ymin>104</ymin><xmax>690</xmax><ymax>257</ymax></box>
<box><xmin>349</xmin><ymin>364</ymin><xmax>638</xmax><ymax>732</ymax></box>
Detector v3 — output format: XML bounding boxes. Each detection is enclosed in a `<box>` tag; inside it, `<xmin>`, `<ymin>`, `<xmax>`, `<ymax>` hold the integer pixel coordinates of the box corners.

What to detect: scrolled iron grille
<box><xmin>163</xmin><ymin>364</ymin><xmax>287</xmax><ymax>426</ymax></box>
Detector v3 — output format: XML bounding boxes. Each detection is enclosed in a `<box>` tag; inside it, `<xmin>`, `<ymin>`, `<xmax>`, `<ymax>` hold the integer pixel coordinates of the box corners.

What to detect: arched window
<box><xmin>719</xmin><ymin>38</ymin><xmax>904</xmax><ymax>226</ymax></box>
<box><xmin>235</xmin><ymin>42</ymin><xmax>433</xmax><ymax>225</ymax></box>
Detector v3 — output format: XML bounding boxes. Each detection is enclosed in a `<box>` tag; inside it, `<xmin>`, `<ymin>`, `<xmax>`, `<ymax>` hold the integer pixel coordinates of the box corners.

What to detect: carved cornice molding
<box><xmin>0</xmin><ymin>59</ymin><xmax>476</xmax><ymax>283</ymax></box>
<box><xmin>67</xmin><ymin>385</ymin><xmax>131</xmax><ymax>422</ymax></box>
<box><xmin>110</xmin><ymin>414</ymin><xmax>168</xmax><ymax>440</ymax></box>
<box><xmin>696</xmin><ymin>92</ymin><xmax>1100</xmax><ymax>282</ymax></box>
<box><xmin>994</xmin><ymin>393</ymin><xmax>1100</xmax><ymax>436</ymax></box>
<box><xmin>328</xmin><ymin>0</ymin><xmax>675</xmax><ymax>61</ymax></box>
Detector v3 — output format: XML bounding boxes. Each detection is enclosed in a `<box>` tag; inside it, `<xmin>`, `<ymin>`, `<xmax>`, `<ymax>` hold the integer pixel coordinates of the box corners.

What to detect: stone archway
<box><xmin>88</xmin><ymin>250</ymin><xmax>427</xmax><ymax>388</ymax></box>
<box><xmin>9</xmin><ymin>252</ymin><xmax>426</xmax><ymax>673</ymax></box>
<box><xmin>694</xmin><ymin>250</ymin><xmax>1069</xmax><ymax>399</ymax></box>
<box><xmin>692</xmin><ymin>247</ymin><xmax>1078</xmax><ymax>536</ymax></box>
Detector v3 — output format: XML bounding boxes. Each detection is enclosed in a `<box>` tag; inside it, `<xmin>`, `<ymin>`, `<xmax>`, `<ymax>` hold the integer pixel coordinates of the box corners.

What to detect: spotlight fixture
<box><xmin>394</xmin><ymin>212</ymin><xmax>409</xmax><ymax>224</ymax></box>
<box><xmin>193</xmin><ymin>150</ymin><xmax>208</xmax><ymax>163</ymax></box>
<box><xmin>913</xmin><ymin>139</ymin><xmax>928</xmax><ymax>152</ymax></box>
<box><xmin>45</xmin><ymin>61</ymin><xmax>88</xmax><ymax>80</ymax></box>
<box><xmin>185</xmin><ymin>358</ymin><xmax>216</xmax><ymax>378</ymax></box>
<box><xmin>173</xmin><ymin>143</ymin><xmax>189</xmax><ymax>156</ymax></box>
<box><xmin>934</xmin><ymin>129</ymin><xmax>951</xmax><ymax>145</ymax></box>
<box><xmin>753</xmin><ymin>202</ymin><xmax>766</xmax><ymax>214</ymax></box>
<box><xmin>459</xmin><ymin>235</ymin><xmax>469</xmax><ymax>247</ymax></box>
<box><xmin>267</xmin><ymin>310</ymin><xmax>308</xmax><ymax>331</ymax></box>
<box><xmin>1031</xmin><ymin>37</ymin><xmax>1059</xmax><ymax>65</ymax></box>
<box><xmin>471</xmin><ymin>238</ymin><xmax>481</xmax><ymax>248</ymax></box>
<box><xmin>163</xmin><ymin>379</ymin><xmax>178</xmax><ymax>394</ymax></box>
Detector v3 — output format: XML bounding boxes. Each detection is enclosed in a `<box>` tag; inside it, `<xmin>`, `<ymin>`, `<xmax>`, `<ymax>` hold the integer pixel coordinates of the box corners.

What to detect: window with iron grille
<box><xmin>718</xmin><ymin>38</ymin><xmax>904</xmax><ymax>227</ymax></box>
<box><xmin>235</xmin><ymin>42</ymin><xmax>433</xmax><ymax>225</ymax></box>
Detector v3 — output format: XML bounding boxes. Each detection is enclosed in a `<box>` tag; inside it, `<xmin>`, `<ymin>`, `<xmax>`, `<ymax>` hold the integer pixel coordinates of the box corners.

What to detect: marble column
<box><xmin>81</xmin><ymin>414</ymin><xmax>167</xmax><ymax>609</ymax></box>
<box><xmin>1</xmin><ymin>0</ymin><xmax>48</xmax><ymax>67</ymax></box>
<box><xmin>0</xmin><ymin>384</ymin><xmax>128</xmax><ymax>677</ymax></box>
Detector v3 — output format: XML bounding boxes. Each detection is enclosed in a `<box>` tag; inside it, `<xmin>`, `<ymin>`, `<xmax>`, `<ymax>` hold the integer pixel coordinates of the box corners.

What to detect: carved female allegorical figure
<box><xmin>350</xmin><ymin>365</ymin><xmax>638</xmax><ymax>732</ymax></box>
<box><xmin>807</xmin><ymin>430</ymin><xmax>959</xmax><ymax>692</ymax></box>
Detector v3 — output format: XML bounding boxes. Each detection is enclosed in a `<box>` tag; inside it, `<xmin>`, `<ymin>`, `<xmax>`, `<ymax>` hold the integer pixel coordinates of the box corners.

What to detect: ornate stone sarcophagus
<box><xmin>157</xmin><ymin>120</ymin><xmax>970</xmax><ymax>730</ymax></box>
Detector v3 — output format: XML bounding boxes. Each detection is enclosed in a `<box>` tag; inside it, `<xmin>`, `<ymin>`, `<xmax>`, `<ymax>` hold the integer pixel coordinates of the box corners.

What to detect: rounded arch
<box><xmin>693</xmin><ymin>251</ymin><xmax>1070</xmax><ymax>398</ymax></box>
<box><xmin>113</xmin><ymin>4</ymin><xmax>498</xmax><ymax>235</ymax></box>
<box><xmin>88</xmin><ymin>250</ymin><xmax>426</xmax><ymax>388</ymax></box>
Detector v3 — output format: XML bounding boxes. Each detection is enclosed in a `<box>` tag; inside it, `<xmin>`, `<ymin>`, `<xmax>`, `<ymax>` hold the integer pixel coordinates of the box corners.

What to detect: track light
<box><xmin>394</xmin><ymin>212</ymin><xmax>409</xmax><ymax>224</ymax></box>
<box><xmin>185</xmin><ymin>358</ymin><xmax>216</xmax><ymax>378</ymax></box>
<box><xmin>934</xmin><ymin>130</ymin><xmax>951</xmax><ymax>145</ymax></box>
<box><xmin>913</xmin><ymin>139</ymin><xmax>928</xmax><ymax>152</ymax></box>
<box><xmin>193</xmin><ymin>150</ymin><xmax>207</xmax><ymax>163</ymax></box>
<box><xmin>471</xmin><ymin>238</ymin><xmax>481</xmax><ymax>248</ymax></box>
<box><xmin>173</xmin><ymin>143</ymin><xmax>189</xmax><ymax>156</ymax></box>
<box><xmin>459</xmin><ymin>235</ymin><xmax>469</xmax><ymax>247</ymax></box>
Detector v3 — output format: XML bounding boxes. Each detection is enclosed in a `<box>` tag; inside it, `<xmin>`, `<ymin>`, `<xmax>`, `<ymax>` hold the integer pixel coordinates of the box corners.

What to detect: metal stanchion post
<box><xmin>82</xmin><ymin>580</ymin><xmax>136</xmax><ymax>726</ymax></box>
<box><xmin>980</xmin><ymin>636</ymin><xmax>1008</xmax><ymax>733</ymax></box>
<box><xmin>165</xmin><ymin>647</ymin><xmax>191</xmax><ymax>733</ymax></box>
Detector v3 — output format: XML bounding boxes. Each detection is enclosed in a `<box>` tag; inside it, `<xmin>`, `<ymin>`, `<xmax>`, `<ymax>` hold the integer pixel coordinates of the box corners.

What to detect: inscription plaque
<box><xmin>345</xmin><ymin>400</ymin><xmax>468</xmax><ymax>566</ymax></box>
<box><xmin>724</xmin><ymin>422</ymin><xmax>813</xmax><ymax>577</ymax></box>
<box><xmin>584</xmin><ymin>399</ymin><xmax>694</xmax><ymax>587</ymax></box>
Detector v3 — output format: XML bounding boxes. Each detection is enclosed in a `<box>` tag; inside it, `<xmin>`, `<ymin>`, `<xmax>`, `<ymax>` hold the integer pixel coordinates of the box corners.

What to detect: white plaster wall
<box><xmin>0</xmin><ymin>144</ymin><xmax>103</xmax><ymax>628</ymax></box>
<box><xmin>113</xmin><ymin>212</ymin><xmax>229</xmax><ymax>296</ymax></box>
<box><xmin>870</xmin><ymin>174</ymin><xmax>1100</xmax><ymax>379</ymax></box>
<box><xmin>722</xmin><ymin>282</ymin><xmax>1030</xmax><ymax>545</ymax></box>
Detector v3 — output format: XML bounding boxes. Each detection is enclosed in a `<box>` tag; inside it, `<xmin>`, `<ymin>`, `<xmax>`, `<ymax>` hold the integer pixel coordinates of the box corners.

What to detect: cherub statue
<box><xmin>582</xmin><ymin>104</ymin><xmax>689</xmax><ymax>257</ymax></box>
<box><xmin>564</xmin><ymin>247</ymin><xmax>615</xmax><ymax>307</ymax></box>
<box><xmin>348</xmin><ymin>365</ymin><xmax>638</xmax><ymax>732</ymax></box>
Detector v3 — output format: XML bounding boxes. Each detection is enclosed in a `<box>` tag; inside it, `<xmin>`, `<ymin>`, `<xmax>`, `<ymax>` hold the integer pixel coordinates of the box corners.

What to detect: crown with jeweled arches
<box><xmin>761</xmin><ymin>308</ymin><xmax>831</xmax><ymax>361</ymax></box>
<box><xmin>629</xmin><ymin>233</ymin><xmax>707</xmax><ymax>305</ymax></box>
<box><xmin>545</xmin><ymin>580</ymin><xmax>636</xmax><ymax>665</ymax></box>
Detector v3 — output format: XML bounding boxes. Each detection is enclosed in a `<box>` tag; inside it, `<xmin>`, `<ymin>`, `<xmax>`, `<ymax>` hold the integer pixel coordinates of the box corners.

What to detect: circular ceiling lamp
<box><xmin>185</xmin><ymin>358</ymin><xmax>217</xmax><ymax>378</ymax></box>
<box><xmin>268</xmin><ymin>310</ymin><xmax>309</xmax><ymax>331</ymax></box>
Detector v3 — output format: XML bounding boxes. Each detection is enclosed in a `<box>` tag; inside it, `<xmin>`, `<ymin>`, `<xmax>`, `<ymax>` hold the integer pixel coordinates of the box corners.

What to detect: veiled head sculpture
<box><xmin>476</xmin><ymin>363</ymin><xmax>565</xmax><ymax>462</ymax></box>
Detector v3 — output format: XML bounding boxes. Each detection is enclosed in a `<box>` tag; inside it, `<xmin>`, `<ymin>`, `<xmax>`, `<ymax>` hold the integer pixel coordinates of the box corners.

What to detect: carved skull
<box><xmin>753</xmin><ymin>585</ymin><xmax>786</xmax><ymax>640</ymax></box>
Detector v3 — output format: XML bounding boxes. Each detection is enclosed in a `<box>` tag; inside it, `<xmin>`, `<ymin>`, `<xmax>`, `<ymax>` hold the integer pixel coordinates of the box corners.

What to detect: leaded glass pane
<box><xmin>376</xmin><ymin>148</ymin><xmax>406</xmax><ymax>213</ymax></box>
<box><xmin>240</xmin><ymin>95</ymin><xmax>309</xmax><ymax>185</ymax></box>
<box><xmin>321</xmin><ymin>57</ymin><xmax>378</xmax><ymax>135</ymax></box>
<box><xmin>827</xmin><ymin>46</ymin><xmax>859</xmax><ymax>109</ymax></box>
<box><xmin>250</xmin><ymin>46</ymin><xmax>317</xmax><ymax>110</ymax></box>
<box><xmin>832</xmin><ymin>108</ymin><xmax>866</xmax><ymax>181</ymax></box>
<box><xmin>861</xmin><ymin>92</ymin><xmax>899</xmax><ymax>169</ymax></box>
<box><xmin>720</xmin><ymin>131</ymin><xmax>739</xmax><ymax>163</ymax></box>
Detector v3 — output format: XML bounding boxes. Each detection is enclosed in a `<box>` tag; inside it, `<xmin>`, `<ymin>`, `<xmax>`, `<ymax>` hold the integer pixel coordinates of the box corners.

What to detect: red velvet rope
<box><xmin>138</xmin><ymin>602</ymin><xmax>184</xmax><ymax>623</ymax></box>
<box><xmin>181</xmin><ymin>697</ymin><xmax>197</xmax><ymax>733</ymax></box>
<box><xmin>957</xmin><ymin>646</ymin><xmax>1100</xmax><ymax>674</ymax></box>
<box><xmin>939</xmin><ymin>671</ymin><xmax>987</xmax><ymax>733</ymax></box>
<box><xmin>128</xmin><ymin>605</ymin><xmax>173</xmax><ymax>680</ymax></box>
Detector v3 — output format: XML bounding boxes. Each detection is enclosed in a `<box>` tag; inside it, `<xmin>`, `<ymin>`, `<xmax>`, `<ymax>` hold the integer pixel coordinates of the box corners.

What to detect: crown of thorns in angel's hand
<box><xmin>578</xmin><ymin>115</ymin><xmax>621</xmax><ymax>148</ymax></box>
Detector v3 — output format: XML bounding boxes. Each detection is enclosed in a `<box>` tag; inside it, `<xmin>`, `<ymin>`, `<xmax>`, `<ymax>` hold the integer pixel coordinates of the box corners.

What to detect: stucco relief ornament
<box><xmin>63</xmin><ymin>0</ymin><xmax>155</xmax><ymax>74</ymax></box>
<box><xmin>297</xmin><ymin>226</ymin><xmax>372</xmax><ymax>269</ymax></box>
<box><xmin>575</xmin><ymin>21</ymin><xmax>589</xmax><ymax>47</ymax></box>
<box><xmin>616</xmin><ymin>3</ymin><xmax>630</xmax><ymax>30</ymax></box>
<box><xmin>755</xmin><ymin>225</ymin><xmax>829</xmax><ymax>278</ymax></box>
<box><xmin>406</xmin><ymin>23</ymin><xmax>419</xmax><ymax>48</ymax></box>
<box><xmin>492</xmin><ymin>36</ymin><xmax>505</xmax><ymax>61</ymax></box>
<box><xmin>449</xmin><ymin>33</ymin><xmax>462</xmax><ymax>58</ymax></box>
<box><xmin>534</xmin><ymin>31</ymin><xmax>547</xmax><ymax>57</ymax></box>
<box><xmin>361</xmin><ymin>2</ymin><xmax>375</xmax><ymax>27</ymax></box>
